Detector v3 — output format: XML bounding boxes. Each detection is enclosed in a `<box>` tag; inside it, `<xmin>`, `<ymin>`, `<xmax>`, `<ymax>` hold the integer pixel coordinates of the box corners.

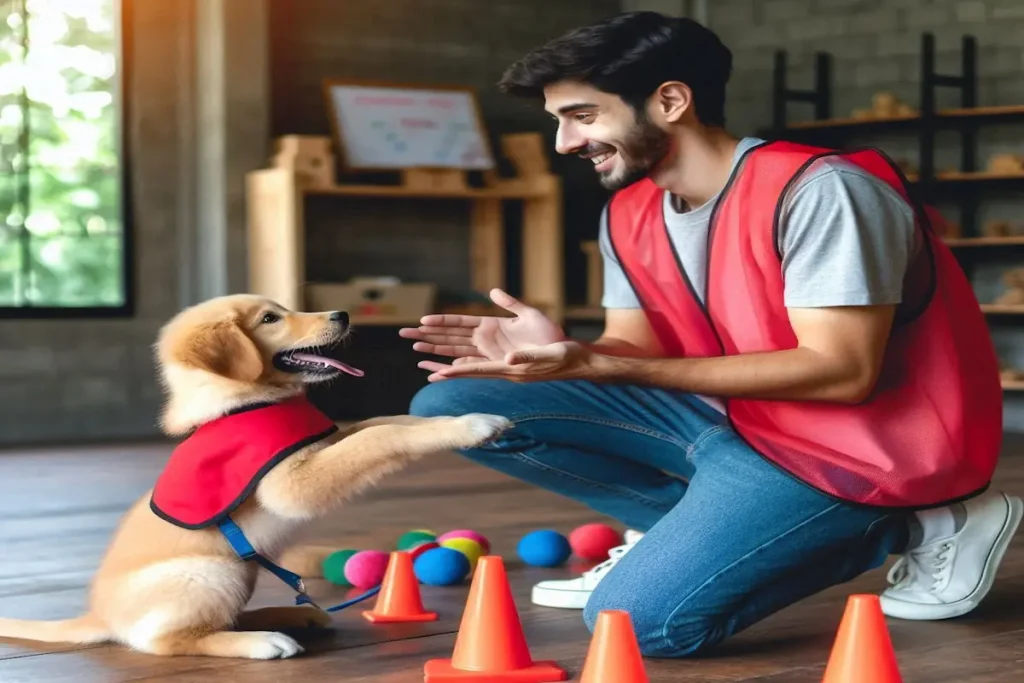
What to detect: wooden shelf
<box><xmin>981</xmin><ymin>304</ymin><xmax>1024</xmax><ymax>315</ymax></box>
<box><xmin>935</xmin><ymin>170</ymin><xmax>1024</xmax><ymax>182</ymax></box>
<box><xmin>944</xmin><ymin>236</ymin><xmax>1024</xmax><ymax>246</ymax></box>
<box><xmin>246</xmin><ymin>134</ymin><xmax>565</xmax><ymax>322</ymax></box>
<box><xmin>780</xmin><ymin>104</ymin><xmax>1024</xmax><ymax>132</ymax></box>
<box><xmin>942</xmin><ymin>104</ymin><xmax>1024</xmax><ymax>119</ymax></box>
<box><xmin>1003</xmin><ymin>379</ymin><xmax>1024</xmax><ymax>391</ymax></box>
<box><xmin>302</xmin><ymin>181</ymin><xmax>551</xmax><ymax>200</ymax></box>
<box><xmin>786</xmin><ymin>113</ymin><xmax>918</xmax><ymax>130</ymax></box>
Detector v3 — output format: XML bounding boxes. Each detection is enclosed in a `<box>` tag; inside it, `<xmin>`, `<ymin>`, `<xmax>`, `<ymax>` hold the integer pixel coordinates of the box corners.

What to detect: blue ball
<box><xmin>517</xmin><ymin>530</ymin><xmax>571</xmax><ymax>567</ymax></box>
<box><xmin>413</xmin><ymin>547</ymin><xmax>471</xmax><ymax>586</ymax></box>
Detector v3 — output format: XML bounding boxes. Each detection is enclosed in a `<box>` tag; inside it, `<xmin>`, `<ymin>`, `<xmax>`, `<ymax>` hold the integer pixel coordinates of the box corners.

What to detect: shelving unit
<box><xmin>245</xmin><ymin>132</ymin><xmax>565</xmax><ymax>324</ymax></box>
<box><xmin>762</xmin><ymin>30</ymin><xmax>1024</xmax><ymax>392</ymax></box>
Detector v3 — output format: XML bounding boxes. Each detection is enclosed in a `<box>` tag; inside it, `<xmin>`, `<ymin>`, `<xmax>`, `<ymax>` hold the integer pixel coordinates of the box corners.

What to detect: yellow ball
<box><xmin>440</xmin><ymin>537</ymin><xmax>484</xmax><ymax>569</ymax></box>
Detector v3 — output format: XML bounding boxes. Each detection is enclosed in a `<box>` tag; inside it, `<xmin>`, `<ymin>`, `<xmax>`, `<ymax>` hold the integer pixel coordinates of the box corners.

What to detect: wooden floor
<box><xmin>2</xmin><ymin>442</ymin><xmax>1024</xmax><ymax>682</ymax></box>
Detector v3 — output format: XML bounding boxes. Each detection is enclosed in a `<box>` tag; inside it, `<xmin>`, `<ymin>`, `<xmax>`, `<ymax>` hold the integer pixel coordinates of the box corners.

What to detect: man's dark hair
<box><xmin>497</xmin><ymin>12</ymin><xmax>732</xmax><ymax>127</ymax></box>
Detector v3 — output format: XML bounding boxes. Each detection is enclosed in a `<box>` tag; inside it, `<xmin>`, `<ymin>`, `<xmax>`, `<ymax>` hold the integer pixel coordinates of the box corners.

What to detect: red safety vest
<box><xmin>607</xmin><ymin>140</ymin><xmax>1002</xmax><ymax>508</ymax></box>
<box><xmin>150</xmin><ymin>395</ymin><xmax>338</xmax><ymax>529</ymax></box>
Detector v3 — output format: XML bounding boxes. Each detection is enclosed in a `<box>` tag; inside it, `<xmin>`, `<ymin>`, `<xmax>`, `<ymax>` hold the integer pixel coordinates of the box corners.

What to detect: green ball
<box><xmin>397</xmin><ymin>530</ymin><xmax>437</xmax><ymax>551</ymax></box>
<box><xmin>322</xmin><ymin>549</ymin><xmax>359</xmax><ymax>586</ymax></box>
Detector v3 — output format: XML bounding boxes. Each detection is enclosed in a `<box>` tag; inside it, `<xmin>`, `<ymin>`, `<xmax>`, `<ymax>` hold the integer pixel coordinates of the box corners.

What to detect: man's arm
<box><xmin>593</xmin><ymin>304</ymin><xmax>895</xmax><ymax>403</ymax></box>
<box><xmin>432</xmin><ymin>160</ymin><xmax>913</xmax><ymax>400</ymax></box>
<box><xmin>588</xmin><ymin>159</ymin><xmax>915</xmax><ymax>403</ymax></box>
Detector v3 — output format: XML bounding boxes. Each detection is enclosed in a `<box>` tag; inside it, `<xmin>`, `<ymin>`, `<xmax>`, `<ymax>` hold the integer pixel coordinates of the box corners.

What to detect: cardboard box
<box><xmin>305</xmin><ymin>279</ymin><xmax>437</xmax><ymax>326</ymax></box>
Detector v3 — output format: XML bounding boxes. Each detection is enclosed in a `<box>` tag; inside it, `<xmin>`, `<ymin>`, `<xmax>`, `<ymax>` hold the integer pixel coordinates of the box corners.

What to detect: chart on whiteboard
<box><xmin>327</xmin><ymin>84</ymin><xmax>496</xmax><ymax>170</ymax></box>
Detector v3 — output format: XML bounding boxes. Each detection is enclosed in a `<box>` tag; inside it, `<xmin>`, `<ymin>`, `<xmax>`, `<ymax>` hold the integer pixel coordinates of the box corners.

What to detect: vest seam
<box><xmin>703</xmin><ymin>140</ymin><xmax>772</xmax><ymax>312</ymax></box>
<box><xmin>770</xmin><ymin>145</ymin><xmax>938</xmax><ymax>327</ymax></box>
<box><xmin>771</xmin><ymin>150</ymin><xmax>838</xmax><ymax>262</ymax></box>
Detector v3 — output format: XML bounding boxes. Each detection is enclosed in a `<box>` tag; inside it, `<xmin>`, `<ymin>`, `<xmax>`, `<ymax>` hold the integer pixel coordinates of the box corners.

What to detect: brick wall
<box><xmin>711</xmin><ymin>0</ymin><xmax>1024</xmax><ymax>136</ymax></box>
<box><xmin>268</xmin><ymin>0</ymin><xmax>620</xmax><ymax>306</ymax></box>
<box><xmin>710</xmin><ymin>0</ymin><xmax>1024</xmax><ymax>429</ymax></box>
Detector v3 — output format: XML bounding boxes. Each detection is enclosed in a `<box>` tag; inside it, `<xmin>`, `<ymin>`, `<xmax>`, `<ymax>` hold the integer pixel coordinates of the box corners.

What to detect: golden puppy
<box><xmin>0</xmin><ymin>294</ymin><xmax>509</xmax><ymax>659</ymax></box>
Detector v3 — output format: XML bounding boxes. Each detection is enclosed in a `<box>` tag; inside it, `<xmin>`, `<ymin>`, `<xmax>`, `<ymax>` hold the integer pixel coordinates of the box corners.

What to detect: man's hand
<box><xmin>421</xmin><ymin>340</ymin><xmax>600</xmax><ymax>383</ymax></box>
<box><xmin>398</xmin><ymin>288</ymin><xmax>565</xmax><ymax>368</ymax></box>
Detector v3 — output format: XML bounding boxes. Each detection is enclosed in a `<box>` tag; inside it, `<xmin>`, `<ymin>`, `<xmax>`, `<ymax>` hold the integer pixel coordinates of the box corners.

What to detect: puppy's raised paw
<box><xmin>454</xmin><ymin>413</ymin><xmax>513</xmax><ymax>446</ymax></box>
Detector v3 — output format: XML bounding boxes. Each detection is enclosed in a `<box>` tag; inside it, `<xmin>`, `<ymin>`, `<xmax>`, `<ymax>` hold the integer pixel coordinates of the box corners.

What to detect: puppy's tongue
<box><xmin>292</xmin><ymin>352</ymin><xmax>365</xmax><ymax>377</ymax></box>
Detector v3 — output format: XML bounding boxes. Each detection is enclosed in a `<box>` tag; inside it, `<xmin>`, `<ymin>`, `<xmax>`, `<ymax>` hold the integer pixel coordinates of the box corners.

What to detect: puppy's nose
<box><xmin>329</xmin><ymin>310</ymin><xmax>349</xmax><ymax>326</ymax></box>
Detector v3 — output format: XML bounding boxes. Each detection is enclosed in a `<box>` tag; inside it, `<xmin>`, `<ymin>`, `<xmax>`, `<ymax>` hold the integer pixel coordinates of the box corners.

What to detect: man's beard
<box><xmin>592</xmin><ymin>113</ymin><xmax>672</xmax><ymax>191</ymax></box>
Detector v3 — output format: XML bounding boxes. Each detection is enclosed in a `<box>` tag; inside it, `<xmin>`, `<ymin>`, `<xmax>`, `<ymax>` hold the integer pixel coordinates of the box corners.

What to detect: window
<box><xmin>0</xmin><ymin>0</ymin><xmax>131</xmax><ymax>317</ymax></box>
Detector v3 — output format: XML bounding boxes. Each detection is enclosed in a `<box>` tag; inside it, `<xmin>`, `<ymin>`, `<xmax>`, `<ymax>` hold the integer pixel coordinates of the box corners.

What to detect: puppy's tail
<box><xmin>0</xmin><ymin>614</ymin><xmax>110</xmax><ymax>644</ymax></box>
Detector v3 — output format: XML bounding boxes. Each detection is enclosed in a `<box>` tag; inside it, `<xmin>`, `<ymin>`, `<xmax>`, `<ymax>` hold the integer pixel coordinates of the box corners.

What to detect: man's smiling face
<box><xmin>543</xmin><ymin>80</ymin><xmax>673</xmax><ymax>191</ymax></box>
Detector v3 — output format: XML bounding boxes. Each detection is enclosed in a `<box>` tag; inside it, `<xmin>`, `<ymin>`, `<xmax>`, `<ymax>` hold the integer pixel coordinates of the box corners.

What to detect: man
<box><xmin>400</xmin><ymin>12</ymin><xmax>1022</xmax><ymax>657</ymax></box>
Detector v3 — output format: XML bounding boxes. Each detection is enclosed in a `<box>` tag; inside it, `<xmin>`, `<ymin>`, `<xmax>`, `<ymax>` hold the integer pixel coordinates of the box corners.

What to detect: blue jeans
<box><xmin>410</xmin><ymin>379</ymin><xmax>910</xmax><ymax>658</ymax></box>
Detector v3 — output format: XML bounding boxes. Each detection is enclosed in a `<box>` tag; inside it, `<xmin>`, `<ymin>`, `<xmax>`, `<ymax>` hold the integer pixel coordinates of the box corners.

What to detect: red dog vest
<box><xmin>150</xmin><ymin>395</ymin><xmax>338</xmax><ymax>529</ymax></box>
<box><xmin>607</xmin><ymin>140</ymin><xmax>1002</xmax><ymax>508</ymax></box>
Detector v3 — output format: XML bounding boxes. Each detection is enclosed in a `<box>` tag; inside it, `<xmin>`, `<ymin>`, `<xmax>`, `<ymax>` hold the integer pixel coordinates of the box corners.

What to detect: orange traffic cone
<box><xmin>579</xmin><ymin>610</ymin><xmax>648</xmax><ymax>683</ymax></box>
<box><xmin>362</xmin><ymin>551</ymin><xmax>438</xmax><ymax>623</ymax></box>
<box><xmin>423</xmin><ymin>555</ymin><xmax>568</xmax><ymax>682</ymax></box>
<box><xmin>822</xmin><ymin>594</ymin><xmax>903</xmax><ymax>683</ymax></box>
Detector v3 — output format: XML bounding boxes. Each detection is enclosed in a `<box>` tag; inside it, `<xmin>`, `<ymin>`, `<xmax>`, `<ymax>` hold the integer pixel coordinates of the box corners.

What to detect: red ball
<box><xmin>569</xmin><ymin>523</ymin><xmax>623</xmax><ymax>561</ymax></box>
<box><xmin>410</xmin><ymin>540</ymin><xmax>440</xmax><ymax>561</ymax></box>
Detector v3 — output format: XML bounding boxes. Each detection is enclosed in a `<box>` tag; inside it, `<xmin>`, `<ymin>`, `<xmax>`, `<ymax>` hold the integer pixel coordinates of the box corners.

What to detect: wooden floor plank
<box><xmin>1</xmin><ymin>442</ymin><xmax>1024</xmax><ymax>681</ymax></box>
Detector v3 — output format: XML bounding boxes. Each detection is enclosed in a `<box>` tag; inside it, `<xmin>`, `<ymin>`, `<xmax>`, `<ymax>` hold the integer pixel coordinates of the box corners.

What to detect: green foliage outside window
<box><xmin>0</xmin><ymin>0</ymin><xmax>125</xmax><ymax>310</ymax></box>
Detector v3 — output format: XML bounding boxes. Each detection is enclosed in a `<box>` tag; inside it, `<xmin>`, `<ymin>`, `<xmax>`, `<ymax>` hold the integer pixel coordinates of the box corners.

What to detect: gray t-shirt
<box><xmin>599</xmin><ymin>136</ymin><xmax>917</xmax><ymax>412</ymax></box>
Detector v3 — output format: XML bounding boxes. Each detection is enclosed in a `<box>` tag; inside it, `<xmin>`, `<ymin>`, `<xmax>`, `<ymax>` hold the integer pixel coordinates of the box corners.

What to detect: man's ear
<box><xmin>653</xmin><ymin>81</ymin><xmax>693</xmax><ymax>123</ymax></box>
<box><xmin>177</xmin><ymin>321</ymin><xmax>265</xmax><ymax>383</ymax></box>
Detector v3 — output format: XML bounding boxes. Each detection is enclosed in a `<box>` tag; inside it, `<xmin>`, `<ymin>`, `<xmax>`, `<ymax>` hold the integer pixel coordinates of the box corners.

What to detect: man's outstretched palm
<box><xmin>399</xmin><ymin>288</ymin><xmax>564</xmax><ymax>373</ymax></box>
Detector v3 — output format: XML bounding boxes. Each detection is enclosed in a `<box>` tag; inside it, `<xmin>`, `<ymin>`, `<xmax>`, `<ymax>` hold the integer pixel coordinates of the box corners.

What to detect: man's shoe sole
<box><xmin>530</xmin><ymin>584</ymin><xmax>591</xmax><ymax>609</ymax></box>
<box><xmin>881</xmin><ymin>492</ymin><xmax>1023</xmax><ymax>620</ymax></box>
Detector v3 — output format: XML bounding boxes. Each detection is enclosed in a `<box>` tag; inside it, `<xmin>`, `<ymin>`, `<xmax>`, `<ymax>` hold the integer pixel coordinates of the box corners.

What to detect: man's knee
<box><xmin>583</xmin><ymin>590</ymin><xmax>724</xmax><ymax>658</ymax></box>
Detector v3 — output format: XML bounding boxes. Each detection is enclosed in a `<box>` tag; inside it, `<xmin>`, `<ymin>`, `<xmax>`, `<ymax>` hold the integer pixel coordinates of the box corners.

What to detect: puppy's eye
<box><xmin>260</xmin><ymin>312</ymin><xmax>281</xmax><ymax>324</ymax></box>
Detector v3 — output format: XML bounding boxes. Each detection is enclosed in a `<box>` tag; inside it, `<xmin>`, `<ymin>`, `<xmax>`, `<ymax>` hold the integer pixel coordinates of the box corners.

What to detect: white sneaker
<box><xmin>880</xmin><ymin>491</ymin><xmax>1023</xmax><ymax>620</ymax></box>
<box><xmin>531</xmin><ymin>530</ymin><xmax>644</xmax><ymax>609</ymax></box>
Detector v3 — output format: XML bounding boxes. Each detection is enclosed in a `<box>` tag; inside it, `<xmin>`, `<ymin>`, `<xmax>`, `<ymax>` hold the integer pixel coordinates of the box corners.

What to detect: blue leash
<box><xmin>218</xmin><ymin>517</ymin><xmax>381</xmax><ymax>613</ymax></box>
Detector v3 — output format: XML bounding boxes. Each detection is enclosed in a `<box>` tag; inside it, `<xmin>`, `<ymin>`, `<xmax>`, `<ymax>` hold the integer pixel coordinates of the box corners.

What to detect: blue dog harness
<box><xmin>218</xmin><ymin>517</ymin><xmax>380</xmax><ymax>613</ymax></box>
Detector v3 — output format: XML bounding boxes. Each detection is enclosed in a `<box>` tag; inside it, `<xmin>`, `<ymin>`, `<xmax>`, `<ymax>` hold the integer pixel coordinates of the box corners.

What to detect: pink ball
<box><xmin>343</xmin><ymin>550</ymin><xmax>390</xmax><ymax>589</ymax></box>
<box><xmin>437</xmin><ymin>529</ymin><xmax>491</xmax><ymax>555</ymax></box>
<box><xmin>569</xmin><ymin>523</ymin><xmax>622</xmax><ymax>562</ymax></box>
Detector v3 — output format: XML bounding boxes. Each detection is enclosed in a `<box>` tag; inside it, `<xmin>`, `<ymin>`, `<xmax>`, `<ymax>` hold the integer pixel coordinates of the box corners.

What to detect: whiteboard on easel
<box><xmin>324</xmin><ymin>81</ymin><xmax>496</xmax><ymax>171</ymax></box>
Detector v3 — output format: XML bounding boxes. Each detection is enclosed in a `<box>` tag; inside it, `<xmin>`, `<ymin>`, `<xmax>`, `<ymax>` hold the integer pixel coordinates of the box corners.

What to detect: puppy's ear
<box><xmin>177</xmin><ymin>321</ymin><xmax>264</xmax><ymax>383</ymax></box>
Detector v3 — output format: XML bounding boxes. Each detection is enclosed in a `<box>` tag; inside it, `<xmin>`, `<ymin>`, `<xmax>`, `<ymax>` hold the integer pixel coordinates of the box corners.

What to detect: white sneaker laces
<box><xmin>886</xmin><ymin>539</ymin><xmax>956</xmax><ymax>592</ymax></box>
<box><xmin>583</xmin><ymin>537</ymin><xmax>640</xmax><ymax>579</ymax></box>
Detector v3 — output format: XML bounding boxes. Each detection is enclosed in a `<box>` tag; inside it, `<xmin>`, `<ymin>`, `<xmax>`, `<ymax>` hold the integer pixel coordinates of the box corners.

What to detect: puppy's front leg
<box><xmin>257</xmin><ymin>413</ymin><xmax>511</xmax><ymax>518</ymax></box>
<box><xmin>340</xmin><ymin>414</ymin><xmax>433</xmax><ymax>434</ymax></box>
